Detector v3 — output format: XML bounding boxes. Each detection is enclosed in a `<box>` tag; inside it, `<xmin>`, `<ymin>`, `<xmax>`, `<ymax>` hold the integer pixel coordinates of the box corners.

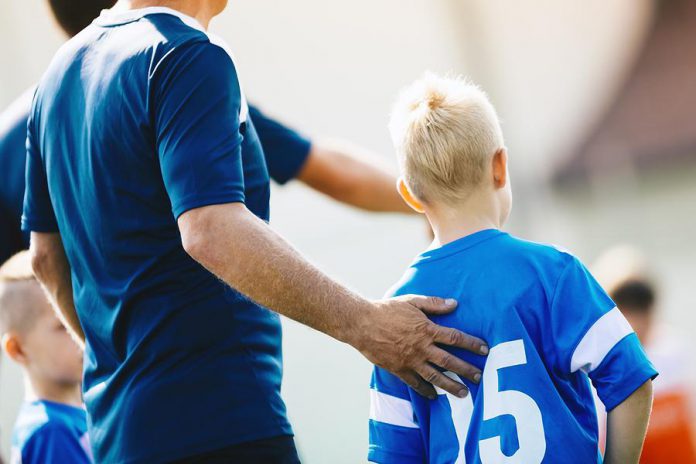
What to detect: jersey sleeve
<box><xmin>152</xmin><ymin>41</ymin><xmax>247</xmax><ymax>219</ymax></box>
<box><xmin>548</xmin><ymin>255</ymin><xmax>658</xmax><ymax>411</ymax></box>
<box><xmin>21</xmin><ymin>102</ymin><xmax>59</xmax><ymax>233</ymax></box>
<box><xmin>248</xmin><ymin>105</ymin><xmax>311</xmax><ymax>185</ymax></box>
<box><xmin>21</xmin><ymin>424</ymin><xmax>91</xmax><ymax>464</ymax></box>
<box><xmin>369</xmin><ymin>366</ymin><xmax>425</xmax><ymax>463</ymax></box>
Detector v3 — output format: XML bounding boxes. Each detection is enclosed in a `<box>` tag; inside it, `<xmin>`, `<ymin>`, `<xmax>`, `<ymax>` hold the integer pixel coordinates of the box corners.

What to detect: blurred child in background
<box><xmin>0</xmin><ymin>252</ymin><xmax>91</xmax><ymax>464</ymax></box>
<box><xmin>595</xmin><ymin>246</ymin><xmax>696</xmax><ymax>463</ymax></box>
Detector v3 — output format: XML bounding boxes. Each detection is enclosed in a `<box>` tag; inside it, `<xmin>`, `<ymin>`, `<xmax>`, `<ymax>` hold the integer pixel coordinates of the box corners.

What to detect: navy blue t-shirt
<box><xmin>22</xmin><ymin>7</ymin><xmax>294</xmax><ymax>463</ymax></box>
<box><xmin>0</xmin><ymin>82</ymin><xmax>309</xmax><ymax>268</ymax></box>
<box><xmin>11</xmin><ymin>400</ymin><xmax>92</xmax><ymax>464</ymax></box>
<box><xmin>249</xmin><ymin>105</ymin><xmax>311</xmax><ymax>184</ymax></box>
<box><xmin>0</xmin><ymin>88</ymin><xmax>33</xmax><ymax>263</ymax></box>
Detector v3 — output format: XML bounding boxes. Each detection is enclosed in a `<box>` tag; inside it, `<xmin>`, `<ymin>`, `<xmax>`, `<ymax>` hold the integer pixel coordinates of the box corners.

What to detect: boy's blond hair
<box><xmin>389</xmin><ymin>73</ymin><xmax>504</xmax><ymax>205</ymax></box>
<box><xmin>0</xmin><ymin>251</ymin><xmax>43</xmax><ymax>335</ymax></box>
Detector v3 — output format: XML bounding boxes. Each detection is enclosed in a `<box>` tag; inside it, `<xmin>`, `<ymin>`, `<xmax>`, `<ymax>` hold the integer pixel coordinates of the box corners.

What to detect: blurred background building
<box><xmin>1</xmin><ymin>0</ymin><xmax>694</xmax><ymax>462</ymax></box>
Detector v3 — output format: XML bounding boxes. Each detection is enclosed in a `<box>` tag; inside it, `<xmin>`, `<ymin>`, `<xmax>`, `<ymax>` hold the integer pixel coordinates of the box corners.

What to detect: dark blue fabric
<box><xmin>11</xmin><ymin>400</ymin><xmax>92</xmax><ymax>464</ymax></box>
<box><xmin>22</xmin><ymin>9</ymin><xmax>291</xmax><ymax>463</ymax></box>
<box><xmin>0</xmin><ymin>103</ymin><xmax>310</xmax><ymax>268</ymax></box>
<box><xmin>248</xmin><ymin>105</ymin><xmax>311</xmax><ymax>185</ymax></box>
<box><xmin>0</xmin><ymin>88</ymin><xmax>33</xmax><ymax>262</ymax></box>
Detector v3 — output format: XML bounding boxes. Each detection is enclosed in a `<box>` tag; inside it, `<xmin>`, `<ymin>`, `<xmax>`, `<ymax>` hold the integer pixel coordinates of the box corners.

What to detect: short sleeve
<box><xmin>153</xmin><ymin>42</ymin><xmax>247</xmax><ymax>219</ymax></box>
<box><xmin>21</xmin><ymin>105</ymin><xmax>59</xmax><ymax>233</ymax></box>
<box><xmin>589</xmin><ymin>333</ymin><xmax>657</xmax><ymax>411</ymax></box>
<box><xmin>22</xmin><ymin>424</ymin><xmax>91</xmax><ymax>464</ymax></box>
<box><xmin>248</xmin><ymin>105</ymin><xmax>311</xmax><ymax>185</ymax></box>
<box><xmin>369</xmin><ymin>366</ymin><xmax>425</xmax><ymax>463</ymax></box>
<box><xmin>548</xmin><ymin>256</ymin><xmax>657</xmax><ymax>409</ymax></box>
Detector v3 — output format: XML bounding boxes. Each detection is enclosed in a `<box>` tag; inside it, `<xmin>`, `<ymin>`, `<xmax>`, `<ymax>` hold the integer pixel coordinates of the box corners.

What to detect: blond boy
<box><xmin>0</xmin><ymin>252</ymin><xmax>90</xmax><ymax>463</ymax></box>
<box><xmin>368</xmin><ymin>74</ymin><xmax>655</xmax><ymax>464</ymax></box>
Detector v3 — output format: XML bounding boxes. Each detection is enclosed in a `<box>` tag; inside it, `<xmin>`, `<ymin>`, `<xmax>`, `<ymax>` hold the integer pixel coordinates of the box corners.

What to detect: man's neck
<box><xmin>115</xmin><ymin>0</ymin><xmax>214</xmax><ymax>29</ymax></box>
<box><xmin>426</xmin><ymin>193</ymin><xmax>502</xmax><ymax>247</ymax></box>
<box><xmin>24</xmin><ymin>375</ymin><xmax>82</xmax><ymax>408</ymax></box>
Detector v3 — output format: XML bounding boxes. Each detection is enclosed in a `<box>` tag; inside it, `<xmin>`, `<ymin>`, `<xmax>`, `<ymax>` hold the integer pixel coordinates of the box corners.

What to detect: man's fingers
<box><xmin>399</xmin><ymin>371</ymin><xmax>437</xmax><ymax>400</ymax></box>
<box><xmin>432</xmin><ymin>324</ymin><xmax>489</xmax><ymax>355</ymax></box>
<box><xmin>400</xmin><ymin>294</ymin><xmax>458</xmax><ymax>315</ymax></box>
<box><xmin>428</xmin><ymin>347</ymin><xmax>482</xmax><ymax>383</ymax></box>
<box><xmin>417</xmin><ymin>365</ymin><xmax>469</xmax><ymax>398</ymax></box>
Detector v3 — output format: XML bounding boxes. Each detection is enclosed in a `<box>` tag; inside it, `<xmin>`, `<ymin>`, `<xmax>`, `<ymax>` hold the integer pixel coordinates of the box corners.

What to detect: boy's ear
<box><xmin>492</xmin><ymin>148</ymin><xmax>508</xmax><ymax>189</ymax></box>
<box><xmin>1</xmin><ymin>333</ymin><xmax>28</xmax><ymax>365</ymax></box>
<box><xmin>397</xmin><ymin>177</ymin><xmax>425</xmax><ymax>213</ymax></box>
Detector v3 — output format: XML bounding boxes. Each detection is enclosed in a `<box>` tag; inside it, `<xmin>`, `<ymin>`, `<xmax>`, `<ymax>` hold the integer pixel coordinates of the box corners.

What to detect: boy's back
<box><xmin>369</xmin><ymin>230</ymin><xmax>657</xmax><ymax>463</ymax></box>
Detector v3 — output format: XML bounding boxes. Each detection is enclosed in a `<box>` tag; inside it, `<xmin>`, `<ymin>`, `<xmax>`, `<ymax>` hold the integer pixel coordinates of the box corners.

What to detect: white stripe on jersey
<box><xmin>369</xmin><ymin>389</ymin><xmax>419</xmax><ymax>429</ymax></box>
<box><xmin>207</xmin><ymin>33</ymin><xmax>249</xmax><ymax>123</ymax></box>
<box><xmin>571</xmin><ymin>307</ymin><xmax>633</xmax><ymax>374</ymax></box>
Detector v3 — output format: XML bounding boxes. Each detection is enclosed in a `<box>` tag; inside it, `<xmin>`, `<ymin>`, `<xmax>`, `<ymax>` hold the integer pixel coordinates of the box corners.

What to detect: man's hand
<box><xmin>180</xmin><ymin>203</ymin><xmax>486</xmax><ymax>399</ymax></box>
<box><xmin>354</xmin><ymin>295</ymin><xmax>487</xmax><ymax>399</ymax></box>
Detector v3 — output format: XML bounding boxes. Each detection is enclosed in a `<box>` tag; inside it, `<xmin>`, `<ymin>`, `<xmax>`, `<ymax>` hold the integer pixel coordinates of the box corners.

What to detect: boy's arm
<box><xmin>604</xmin><ymin>380</ymin><xmax>653</xmax><ymax>464</ymax></box>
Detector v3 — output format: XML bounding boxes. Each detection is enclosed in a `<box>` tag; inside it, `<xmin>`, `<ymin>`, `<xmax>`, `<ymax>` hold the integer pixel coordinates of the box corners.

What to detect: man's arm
<box><xmin>179</xmin><ymin>202</ymin><xmax>486</xmax><ymax>399</ymax></box>
<box><xmin>604</xmin><ymin>380</ymin><xmax>653</xmax><ymax>464</ymax></box>
<box><xmin>297</xmin><ymin>140</ymin><xmax>414</xmax><ymax>214</ymax></box>
<box><xmin>29</xmin><ymin>232</ymin><xmax>84</xmax><ymax>348</ymax></box>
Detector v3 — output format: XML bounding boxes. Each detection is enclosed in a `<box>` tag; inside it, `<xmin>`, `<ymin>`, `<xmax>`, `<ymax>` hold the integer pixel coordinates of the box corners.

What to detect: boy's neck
<box><xmin>426</xmin><ymin>192</ymin><xmax>502</xmax><ymax>247</ymax></box>
<box><xmin>24</xmin><ymin>375</ymin><xmax>82</xmax><ymax>408</ymax></box>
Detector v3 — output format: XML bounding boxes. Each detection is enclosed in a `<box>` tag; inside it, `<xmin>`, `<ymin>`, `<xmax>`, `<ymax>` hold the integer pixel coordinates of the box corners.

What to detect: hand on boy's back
<box><xmin>354</xmin><ymin>295</ymin><xmax>488</xmax><ymax>400</ymax></box>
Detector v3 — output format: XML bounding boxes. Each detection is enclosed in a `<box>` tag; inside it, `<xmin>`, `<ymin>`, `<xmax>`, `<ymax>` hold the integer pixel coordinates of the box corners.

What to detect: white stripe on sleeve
<box><xmin>369</xmin><ymin>389</ymin><xmax>419</xmax><ymax>429</ymax></box>
<box><xmin>570</xmin><ymin>307</ymin><xmax>634</xmax><ymax>374</ymax></box>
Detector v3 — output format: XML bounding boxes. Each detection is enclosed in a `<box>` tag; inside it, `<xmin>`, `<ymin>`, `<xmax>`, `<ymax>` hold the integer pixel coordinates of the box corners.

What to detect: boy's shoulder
<box><xmin>390</xmin><ymin>231</ymin><xmax>581</xmax><ymax>297</ymax></box>
<box><xmin>499</xmin><ymin>233</ymin><xmax>579</xmax><ymax>270</ymax></box>
<box><xmin>12</xmin><ymin>401</ymin><xmax>90</xmax><ymax>462</ymax></box>
<box><xmin>13</xmin><ymin>401</ymin><xmax>86</xmax><ymax>446</ymax></box>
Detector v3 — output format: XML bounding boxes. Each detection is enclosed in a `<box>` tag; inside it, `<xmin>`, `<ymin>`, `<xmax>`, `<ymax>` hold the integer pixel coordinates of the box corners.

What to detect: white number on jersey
<box><xmin>437</xmin><ymin>339</ymin><xmax>546</xmax><ymax>463</ymax></box>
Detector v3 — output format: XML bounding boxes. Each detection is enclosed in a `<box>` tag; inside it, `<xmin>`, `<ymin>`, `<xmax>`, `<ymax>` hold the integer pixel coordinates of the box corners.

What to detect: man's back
<box><xmin>22</xmin><ymin>8</ymin><xmax>291</xmax><ymax>463</ymax></box>
<box><xmin>369</xmin><ymin>229</ymin><xmax>657</xmax><ymax>463</ymax></box>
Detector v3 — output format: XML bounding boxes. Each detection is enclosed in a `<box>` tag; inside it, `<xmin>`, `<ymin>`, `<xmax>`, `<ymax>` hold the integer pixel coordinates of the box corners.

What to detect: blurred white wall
<box><xmin>0</xmin><ymin>1</ymin><xmax>676</xmax><ymax>463</ymax></box>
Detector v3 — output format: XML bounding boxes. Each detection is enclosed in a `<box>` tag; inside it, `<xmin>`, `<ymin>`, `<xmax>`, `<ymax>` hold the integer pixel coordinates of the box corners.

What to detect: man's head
<box><xmin>0</xmin><ymin>252</ymin><xmax>82</xmax><ymax>389</ymax></box>
<box><xmin>593</xmin><ymin>246</ymin><xmax>656</xmax><ymax>343</ymax></box>
<box><xmin>389</xmin><ymin>73</ymin><xmax>510</xmax><ymax>224</ymax></box>
<box><xmin>47</xmin><ymin>0</ymin><xmax>117</xmax><ymax>37</ymax></box>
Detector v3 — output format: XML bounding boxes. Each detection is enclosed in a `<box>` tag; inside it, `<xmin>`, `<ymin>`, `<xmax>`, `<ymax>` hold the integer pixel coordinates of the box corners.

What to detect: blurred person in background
<box><xmin>0</xmin><ymin>0</ymin><xmax>412</xmax><ymax>267</ymax></box>
<box><xmin>594</xmin><ymin>245</ymin><xmax>696</xmax><ymax>463</ymax></box>
<box><xmin>0</xmin><ymin>252</ymin><xmax>90</xmax><ymax>464</ymax></box>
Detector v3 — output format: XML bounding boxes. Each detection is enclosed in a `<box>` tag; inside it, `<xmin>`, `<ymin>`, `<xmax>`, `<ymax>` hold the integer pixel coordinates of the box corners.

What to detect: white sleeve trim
<box><xmin>570</xmin><ymin>307</ymin><xmax>634</xmax><ymax>374</ymax></box>
<box><xmin>369</xmin><ymin>389</ymin><xmax>419</xmax><ymax>429</ymax></box>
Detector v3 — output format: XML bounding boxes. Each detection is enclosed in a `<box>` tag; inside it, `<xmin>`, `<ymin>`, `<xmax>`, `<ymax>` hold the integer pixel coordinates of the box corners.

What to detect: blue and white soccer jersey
<box><xmin>369</xmin><ymin>229</ymin><xmax>657</xmax><ymax>463</ymax></box>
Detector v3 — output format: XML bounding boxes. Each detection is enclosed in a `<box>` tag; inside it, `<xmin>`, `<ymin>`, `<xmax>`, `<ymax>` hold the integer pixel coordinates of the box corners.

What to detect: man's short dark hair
<box><xmin>611</xmin><ymin>279</ymin><xmax>656</xmax><ymax>315</ymax></box>
<box><xmin>48</xmin><ymin>0</ymin><xmax>117</xmax><ymax>37</ymax></box>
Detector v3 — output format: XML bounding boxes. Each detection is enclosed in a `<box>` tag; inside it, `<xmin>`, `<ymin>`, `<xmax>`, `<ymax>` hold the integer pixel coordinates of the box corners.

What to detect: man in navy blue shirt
<box><xmin>23</xmin><ymin>1</ymin><xmax>487</xmax><ymax>462</ymax></box>
<box><xmin>0</xmin><ymin>1</ymin><xmax>409</xmax><ymax>266</ymax></box>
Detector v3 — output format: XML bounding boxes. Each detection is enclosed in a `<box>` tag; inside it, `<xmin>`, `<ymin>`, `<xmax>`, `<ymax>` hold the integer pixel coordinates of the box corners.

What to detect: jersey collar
<box><xmin>94</xmin><ymin>6</ymin><xmax>206</xmax><ymax>33</ymax></box>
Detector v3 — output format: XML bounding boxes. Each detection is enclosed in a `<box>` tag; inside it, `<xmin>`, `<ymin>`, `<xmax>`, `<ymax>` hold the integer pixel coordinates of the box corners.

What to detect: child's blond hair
<box><xmin>0</xmin><ymin>251</ymin><xmax>42</xmax><ymax>335</ymax></box>
<box><xmin>389</xmin><ymin>73</ymin><xmax>504</xmax><ymax>205</ymax></box>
